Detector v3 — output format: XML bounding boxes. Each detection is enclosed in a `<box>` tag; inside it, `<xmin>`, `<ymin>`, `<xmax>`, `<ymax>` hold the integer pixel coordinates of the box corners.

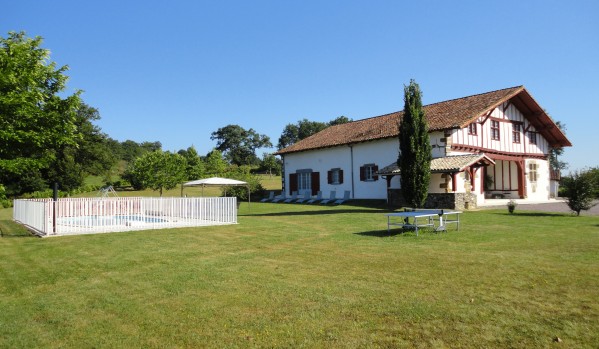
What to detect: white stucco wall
<box><xmin>525</xmin><ymin>159</ymin><xmax>551</xmax><ymax>200</ymax></box>
<box><xmin>282</xmin><ymin>138</ymin><xmax>399</xmax><ymax>199</ymax></box>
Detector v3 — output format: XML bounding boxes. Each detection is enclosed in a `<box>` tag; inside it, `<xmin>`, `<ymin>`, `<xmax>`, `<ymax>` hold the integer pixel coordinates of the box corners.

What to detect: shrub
<box><xmin>223</xmin><ymin>166</ymin><xmax>265</xmax><ymax>201</ymax></box>
<box><xmin>562</xmin><ymin>169</ymin><xmax>598</xmax><ymax>216</ymax></box>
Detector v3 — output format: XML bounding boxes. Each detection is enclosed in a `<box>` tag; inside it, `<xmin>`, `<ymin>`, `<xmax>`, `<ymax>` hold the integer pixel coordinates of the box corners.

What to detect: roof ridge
<box><xmin>422</xmin><ymin>85</ymin><xmax>524</xmax><ymax>109</ymax></box>
<box><xmin>344</xmin><ymin>86</ymin><xmax>524</xmax><ymax>122</ymax></box>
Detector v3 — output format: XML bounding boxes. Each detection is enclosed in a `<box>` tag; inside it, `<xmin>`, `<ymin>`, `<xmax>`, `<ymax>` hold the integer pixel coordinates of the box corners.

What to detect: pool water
<box><xmin>59</xmin><ymin>215</ymin><xmax>168</xmax><ymax>226</ymax></box>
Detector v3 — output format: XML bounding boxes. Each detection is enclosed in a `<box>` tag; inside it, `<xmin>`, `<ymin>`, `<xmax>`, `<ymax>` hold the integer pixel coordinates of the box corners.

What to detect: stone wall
<box><xmin>388</xmin><ymin>189</ymin><xmax>477</xmax><ymax>210</ymax></box>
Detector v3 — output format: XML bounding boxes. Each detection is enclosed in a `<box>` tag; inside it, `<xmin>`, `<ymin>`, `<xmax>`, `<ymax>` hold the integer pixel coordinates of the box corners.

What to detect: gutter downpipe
<box><xmin>349</xmin><ymin>144</ymin><xmax>355</xmax><ymax>199</ymax></box>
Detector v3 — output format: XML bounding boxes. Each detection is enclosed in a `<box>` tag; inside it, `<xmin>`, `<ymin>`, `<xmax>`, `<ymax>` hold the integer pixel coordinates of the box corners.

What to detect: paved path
<box><xmin>479</xmin><ymin>199</ymin><xmax>599</xmax><ymax>216</ymax></box>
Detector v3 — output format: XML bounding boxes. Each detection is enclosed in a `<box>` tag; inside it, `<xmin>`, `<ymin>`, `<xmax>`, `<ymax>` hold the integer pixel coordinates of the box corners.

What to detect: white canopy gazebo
<box><xmin>183</xmin><ymin>177</ymin><xmax>251</xmax><ymax>205</ymax></box>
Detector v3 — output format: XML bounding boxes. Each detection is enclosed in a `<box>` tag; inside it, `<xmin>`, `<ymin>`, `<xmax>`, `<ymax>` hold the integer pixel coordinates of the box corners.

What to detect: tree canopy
<box><xmin>210</xmin><ymin>125</ymin><xmax>272</xmax><ymax>166</ymax></box>
<box><xmin>398</xmin><ymin>80</ymin><xmax>431</xmax><ymax>208</ymax></box>
<box><xmin>0</xmin><ymin>31</ymin><xmax>83</xmax><ymax>193</ymax></box>
<box><xmin>549</xmin><ymin>121</ymin><xmax>568</xmax><ymax>172</ymax></box>
<box><xmin>123</xmin><ymin>151</ymin><xmax>187</xmax><ymax>196</ymax></box>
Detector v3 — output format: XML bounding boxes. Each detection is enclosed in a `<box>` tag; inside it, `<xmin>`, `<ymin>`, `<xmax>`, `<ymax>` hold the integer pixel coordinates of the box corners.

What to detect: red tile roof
<box><xmin>378</xmin><ymin>154</ymin><xmax>496</xmax><ymax>175</ymax></box>
<box><xmin>277</xmin><ymin>86</ymin><xmax>571</xmax><ymax>155</ymax></box>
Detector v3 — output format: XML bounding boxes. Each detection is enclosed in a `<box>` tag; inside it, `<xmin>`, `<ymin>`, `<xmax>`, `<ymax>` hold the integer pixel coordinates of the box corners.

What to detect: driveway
<box><xmin>480</xmin><ymin>199</ymin><xmax>599</xmax><ymax>216</ymax></box>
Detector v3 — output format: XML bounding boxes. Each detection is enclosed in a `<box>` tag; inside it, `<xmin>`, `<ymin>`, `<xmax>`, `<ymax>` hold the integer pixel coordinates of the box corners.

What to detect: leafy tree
<box><xmin>204</xmin><ymin>149</ymin><xmax>228</xmax><ymax>176</ymax></box>
<box><xmin>0</xmin><ymin>31</ymin><xmax>82</xmax><ymax>195</ymax></box>
<box><xmin>178</xmin><ymin>146</ymin><xmax>205</xmax><ymax>180</ymax></box>
<box><xmin>562</xmin><ymin>169</ymin><xmax>598</xmax><ymax>216</ymax></box>
<box><xmin>120</xmin><ymin>140</ymin><xmax>162</xmax><ymax>163</ymax></box>
<box><xmin>398</xmin><ymin>79</ymin><xmax>432</xmax><ymax>208</ymax></box>
<box><xmin>548</xmin><ymin>121</ymin><xmax>568</xmax><ymax>171</ymax></box>
<box><xmin>123</xmin><ymin>151</ymin><xmax>186</xmax><ymax>196</ymax></box>
<box><xmin>223</xmin><ymin>165</ymin><xmax>265</xmax><ymax>201</ymax></box>
<box><xmin>260</xmin><ymin>153</ymin><xmax>282</xmax><ymax>176</ymax></box>
<box><xmin>0</xmin><ymin>184</ymin><xmax>11</xmax><ymax>208</ymax></box>
<box><xmin>328</xmin><ymin>115</ymin><xmax>352</xmax><ymax>126</ymax></box>
<box><xmin>277</xmin><ymin>117</ymin><xmax>352</xmax><ymax>150</ymax></box>
<box><xmin>45</xmin><ymin>103</ymin><xmax>116</xmax><ymax>191</ymax></box>
<box><xmin>210</xmin><ymin>125</ymin><xmax>272</xmax><ymax>166</ymax></box>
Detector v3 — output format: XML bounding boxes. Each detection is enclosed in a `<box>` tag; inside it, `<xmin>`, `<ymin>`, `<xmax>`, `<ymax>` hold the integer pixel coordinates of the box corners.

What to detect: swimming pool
<box><xmin>59</xmin><ymin>215</ymin><xmax>168</xmax><ymax>227</ymax></box>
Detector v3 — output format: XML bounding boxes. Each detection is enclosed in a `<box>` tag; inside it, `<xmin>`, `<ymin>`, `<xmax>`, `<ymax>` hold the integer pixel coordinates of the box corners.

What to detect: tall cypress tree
<box><xmin>398</xmin><ymin>80</ymin><xmax>432</xmax><ymax>208</ymax></box>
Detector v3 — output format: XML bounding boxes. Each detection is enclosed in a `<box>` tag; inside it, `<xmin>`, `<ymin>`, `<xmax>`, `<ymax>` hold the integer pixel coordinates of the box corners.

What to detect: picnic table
<box><xmin>386</xmin><ymin>209</ymin><xmax>461</xmax><ymax>236</ymax></box>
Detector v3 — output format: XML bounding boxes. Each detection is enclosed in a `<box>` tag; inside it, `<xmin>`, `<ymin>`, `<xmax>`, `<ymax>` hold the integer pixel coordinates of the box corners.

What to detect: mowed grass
<box><xmin>1</xmin><ymin>202</ymin><xmax>598</xmax><ymax>348</ymax></box>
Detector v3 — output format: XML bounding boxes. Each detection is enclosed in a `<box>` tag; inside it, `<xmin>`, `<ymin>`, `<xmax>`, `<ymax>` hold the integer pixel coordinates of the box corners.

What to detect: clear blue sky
<box><xmin>3</xmin><ymin>0</ymin><xmax>597</xmax><ymax>171</ymax></box>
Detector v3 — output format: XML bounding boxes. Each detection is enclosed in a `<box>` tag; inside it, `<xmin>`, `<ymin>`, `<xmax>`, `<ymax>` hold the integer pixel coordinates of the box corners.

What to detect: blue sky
<box><xmin>3</xmin><ymin>0</ymin><xmax>598</xmax><ymax>171</ymax></box>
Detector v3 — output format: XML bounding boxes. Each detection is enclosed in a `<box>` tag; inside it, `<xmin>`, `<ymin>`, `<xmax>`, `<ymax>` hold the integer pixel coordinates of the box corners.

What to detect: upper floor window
<box><xmin>512</xmin><ymin>123</ymin><xmax>521</xmax><ymax>143</ymax></box>
<box><xmin>360</xmin><ymin>164</ymin><xmax>379</xmax><ymax>182</ymax></box>
<box><xmin>468</xmin><ymin>123</ymin><xmax>477</xmax><ymax>135</ymax></box>
<box><xmin>491</xmin><ymin>120</ymin><xmax>500</xmax><ymax>140</ymax></box>
<box><xmin>528</xmin><ymin>131</ymin><xmax>537</xmax><ymax>145</ymax></box>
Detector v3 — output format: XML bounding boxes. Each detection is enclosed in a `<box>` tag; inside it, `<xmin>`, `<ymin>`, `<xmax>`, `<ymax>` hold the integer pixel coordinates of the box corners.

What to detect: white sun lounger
<box><xmin>306</xmin><ymin>191</ymin><xmax>323</xmax><ymax>204</ymax></box>
<box><xmin>334</xmin><ymin>190</ymin><xmax>351</xmax><ymax>205</ymax></box>
<box><xmin>320</xmin><ymin>191</ymin><xmax>336</xmax><ymax>205</ymax></box>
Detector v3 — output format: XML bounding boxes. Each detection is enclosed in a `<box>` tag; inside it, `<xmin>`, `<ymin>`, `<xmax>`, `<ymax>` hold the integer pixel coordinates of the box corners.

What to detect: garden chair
<box><xmin>320</xmin><ymin>191</ymin><xmax>336</xmax><ymax>205</ymax></box>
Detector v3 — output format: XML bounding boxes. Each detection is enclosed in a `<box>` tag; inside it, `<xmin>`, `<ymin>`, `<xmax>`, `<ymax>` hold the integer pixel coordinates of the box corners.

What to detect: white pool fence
<box><xmin>13</xmin><ymin>197</ymin><xmax>237</xmax><ymax>237</ymax></box>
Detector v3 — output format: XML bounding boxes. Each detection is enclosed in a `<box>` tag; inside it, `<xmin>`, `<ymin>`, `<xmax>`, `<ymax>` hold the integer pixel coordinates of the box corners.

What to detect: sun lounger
<box><xmin>271</xmin><ymin>193</ymin><xmax>287</xmax><ymax>203</ymax></box>
<box><xmin>334</xmin><ymin>190</ymin><xmax>351</xmax><ymax>205</ymax></box>
<box><xmin>320</xmin><ymin>191</ymin><xmax>336</xmax><ymax>205</ymax></box>
<box><xmin>260</xmin><ymin>191</ymin><xmax>275</xmax><ymax>202</ymax></box>
<box><xmin>306</xmin><ymin>191</ymin><xmax>322</xmax><ymax>204</ymax></box>
<box><xmin>296</xmin><ymin>190</ymin><xmax>313</xmax><ymax>203</ymax></box>
<box><xmin>283</xmin><ymin>191</ymin><xmax>298</xmax><ymax>203</ymax></box>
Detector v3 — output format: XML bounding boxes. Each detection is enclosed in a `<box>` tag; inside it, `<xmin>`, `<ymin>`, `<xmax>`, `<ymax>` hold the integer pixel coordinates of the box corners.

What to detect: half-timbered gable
<box><xmin>451</xmin><ymin>102</ymin><xmax>549</xmax><ymax>157</ymax></box>
<box><xmin>276</xmin><ymin>86</ymin><xmax>571</xmax><ymax>208</ymax></box>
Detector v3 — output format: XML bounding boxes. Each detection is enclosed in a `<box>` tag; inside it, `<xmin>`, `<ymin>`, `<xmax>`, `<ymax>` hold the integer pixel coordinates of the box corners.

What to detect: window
<box><xmin>491</xmin><ymin>120</ymin><xmax>500</xmax><ymax>140</ymax></box>
<box><xmin>529</xmin><ymin>163</ymin><xmax>537</xmax><ymax>182</ymax></box>
<box><xmin>297</xmin><ymin>172</ymin><xmax>311</xmax><ymax>191</ymax></box>
<box><xmin>528</xmin><ymin>131</ymin><xmax>537</xmax><ymax>145</ymax></box>
<box><xmin>468</xmin><ymin>123</ymin><xmax>477</xmax><ymax>135</ymax></box>
<box><xmin>289</xmin><ymin>170</ymin><xmax>320</xmax><ymax>195</ymax></box>
<box><xmin>512</xmin><ymin>123</ymin><xmax>521</xmax><ymax>143</ymax></box>
<box><xmin>327</xmin><ymin>168</ymin><xmax>343</xmax><ymax>185</ymax></box>
<box><xmin>360</xmin><ymin>164</ymin><xmax>379</xmax><ymax>181</ymax></box>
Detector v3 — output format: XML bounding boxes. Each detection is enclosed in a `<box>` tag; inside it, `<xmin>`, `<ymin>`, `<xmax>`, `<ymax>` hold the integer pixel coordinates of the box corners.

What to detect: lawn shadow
<box><xmin>0</xmin><ymin>220</ymin><xmax>35</xmax><ymax>238</ymax></box>
<box><xmin>355</xmin><ymin>229</ymin><xmax>408</xmax><ymax>238</ymax></box>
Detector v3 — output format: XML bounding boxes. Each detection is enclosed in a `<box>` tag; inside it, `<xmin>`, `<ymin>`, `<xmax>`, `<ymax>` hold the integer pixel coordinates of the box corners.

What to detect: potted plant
<box><xmin>507</xmin><ymin>199</ymin><xmax>517</xmax><ymax>214</ymax></box>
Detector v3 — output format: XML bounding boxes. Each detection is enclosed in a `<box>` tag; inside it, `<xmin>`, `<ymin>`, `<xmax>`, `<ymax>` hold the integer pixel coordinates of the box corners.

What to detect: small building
<box><xmin>275</xmin><ymin>86</ymin><xmax>572</xmax><ymax>209</ymax></box>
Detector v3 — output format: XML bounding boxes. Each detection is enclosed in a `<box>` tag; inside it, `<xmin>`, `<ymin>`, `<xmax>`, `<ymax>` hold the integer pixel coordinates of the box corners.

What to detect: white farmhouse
<box><xmin>275</xmin><ymin>86</ymin><xmax>571</xmax><ymax>209</ymax></box>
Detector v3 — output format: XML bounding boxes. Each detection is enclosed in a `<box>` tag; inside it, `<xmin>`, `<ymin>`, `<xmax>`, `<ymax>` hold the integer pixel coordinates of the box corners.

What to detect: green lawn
<box><xmin>1</xmin><ymin>202</ymin><xmax>598</xmax><ymax>348</ymax></box>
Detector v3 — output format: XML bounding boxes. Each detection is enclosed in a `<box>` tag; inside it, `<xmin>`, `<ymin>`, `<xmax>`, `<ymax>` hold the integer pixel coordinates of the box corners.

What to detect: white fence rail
<box><xmin>13</xmin><ymin>197</ymin><xmax>237</xmax><ymax>236</ymax></box>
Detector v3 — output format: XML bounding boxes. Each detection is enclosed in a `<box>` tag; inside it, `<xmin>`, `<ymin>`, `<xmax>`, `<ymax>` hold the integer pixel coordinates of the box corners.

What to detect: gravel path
<box><xmin>480</xmin><ymin>199</ymin><xmax>599</xmax><ymax>216</ymax></box>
